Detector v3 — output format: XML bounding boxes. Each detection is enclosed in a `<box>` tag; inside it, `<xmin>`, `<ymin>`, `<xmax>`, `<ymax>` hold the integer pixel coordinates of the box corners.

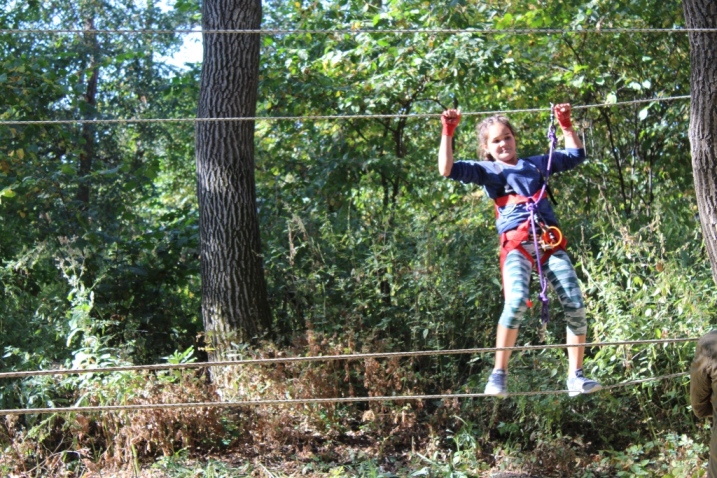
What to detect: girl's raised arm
<box><xmin>438</xmin><ymin>109</ymin><xmax>461</xmax><ymax>177</ymax></box>
<box><xmin>554</xmin><ymin>103</ymin><xmax>584</xmax><ymax>150</ymax></box>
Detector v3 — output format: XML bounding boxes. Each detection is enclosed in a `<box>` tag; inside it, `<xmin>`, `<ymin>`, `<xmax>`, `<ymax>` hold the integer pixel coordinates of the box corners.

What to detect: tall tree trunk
<box><xmin>76</xmin><ymin>16</ymin><xmax>99</xmax><ymax>205</ymax></box>
<box><xmin>196</xmin><ymin>0</ymin><xmax>272</xmax><ymax>359</ymax></box>
<box><xmin>683</xmin><ymin>0</ymin><xmax>717</xmax><ymax>285</ymax></box>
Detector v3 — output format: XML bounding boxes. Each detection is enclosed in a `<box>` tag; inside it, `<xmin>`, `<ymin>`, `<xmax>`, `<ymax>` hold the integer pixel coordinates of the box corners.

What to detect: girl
<box><xmin>438</xmin><ymin>104</ymin><xmax>601</xmax><ymax>397</ymax></box>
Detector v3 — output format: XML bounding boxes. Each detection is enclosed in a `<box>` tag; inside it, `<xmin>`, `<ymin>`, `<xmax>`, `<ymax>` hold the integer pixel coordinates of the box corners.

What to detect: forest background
<box><xmin>1</xmin><ymin>0</ymin><xmax>715</xmax><ymax>476</ymax></box>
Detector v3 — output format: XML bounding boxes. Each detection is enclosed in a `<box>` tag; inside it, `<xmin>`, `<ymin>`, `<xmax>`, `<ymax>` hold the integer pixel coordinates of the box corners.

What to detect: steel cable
<box><xmin>1</xmin><ymin>27</ymin><xmax>716</xmax><ymax>36</ymax></box>
<box><xmin>0</xmin><ymin>337</ymin><xmax>696</xmax><ymax>380</ymax></box>
<box><xmin>0</xmin><ymin>372</ymin><xmax>688</xmax><ymax>416</ymax></box>
<box><xmin>0</xmin><ymin>95</ymin><xmax>691</xmax><ymax>126</ymax></box>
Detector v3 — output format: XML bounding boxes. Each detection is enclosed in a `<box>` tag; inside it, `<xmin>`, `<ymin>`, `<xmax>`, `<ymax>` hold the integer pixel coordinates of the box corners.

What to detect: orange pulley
<box><xmin>540</xmin><ymin>226</ymin><xmax>563</xmax><ymax>250</ymax></box>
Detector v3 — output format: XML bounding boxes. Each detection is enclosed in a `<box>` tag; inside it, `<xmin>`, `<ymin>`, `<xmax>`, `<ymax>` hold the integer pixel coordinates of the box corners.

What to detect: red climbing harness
<box><xmin>495</xmin><ymin>194</ymin><xmax>568</xmax><ymax>280</ymax></box>
<box><xmin>493</xmin><ymin>106</ymin><xmax>561</xmax><ymax>324</ymax></box>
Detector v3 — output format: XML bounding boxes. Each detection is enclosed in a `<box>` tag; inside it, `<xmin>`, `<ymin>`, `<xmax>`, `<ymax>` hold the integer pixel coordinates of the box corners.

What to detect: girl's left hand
<box><xmin>554</xmin><ymin>103</ymin><xmax>572</xmax><ymax>130</ymax></box>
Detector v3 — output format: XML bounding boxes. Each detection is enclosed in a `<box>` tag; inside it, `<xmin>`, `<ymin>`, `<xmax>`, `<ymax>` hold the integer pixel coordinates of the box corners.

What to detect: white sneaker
<box><xmin>484</xmin><ymin>369</ymin><xmax>508</xmax><ymax>397</ymax></box>
<box><xmin>567</xmin><ymin>369</ymin><xmax>602</xmax><ymax>397</ymax></box>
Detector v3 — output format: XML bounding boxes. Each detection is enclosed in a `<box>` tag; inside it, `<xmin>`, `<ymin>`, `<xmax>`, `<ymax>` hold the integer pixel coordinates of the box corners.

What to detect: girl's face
<box><xmin>484</xmin><ymin>123</ymin><xmax>518</xmax><ymax>165</ymax></box>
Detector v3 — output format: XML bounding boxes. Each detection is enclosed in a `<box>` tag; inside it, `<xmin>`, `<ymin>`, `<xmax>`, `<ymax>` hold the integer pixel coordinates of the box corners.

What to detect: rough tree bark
<box><xmin>683</xmin><ymin>0</ymin><xmax>717</xmax><ymax>285</ymax></box>
<box><xmin>196</xmin><ymin>0</ymin><xmax>272</xmax><ymax>359</ymax></box>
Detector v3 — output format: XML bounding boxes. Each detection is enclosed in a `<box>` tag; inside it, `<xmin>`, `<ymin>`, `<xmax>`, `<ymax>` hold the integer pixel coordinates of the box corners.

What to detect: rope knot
<box><xmin>548</xmin><ymin>125</ymin><xmax>558</xmax><ymax>149</ymax></box>
<box><xmin>539</xmin><ymin>292</ymin><xmax>550</xmax><ymax>324</ymax></box>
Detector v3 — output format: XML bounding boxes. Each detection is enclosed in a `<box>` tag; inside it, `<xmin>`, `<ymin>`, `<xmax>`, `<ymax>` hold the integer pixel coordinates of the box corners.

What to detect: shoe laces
<box><xmin>489</xmin><ymin>369</ymin><xmax>506</xmax><ymax>383</ymax></box>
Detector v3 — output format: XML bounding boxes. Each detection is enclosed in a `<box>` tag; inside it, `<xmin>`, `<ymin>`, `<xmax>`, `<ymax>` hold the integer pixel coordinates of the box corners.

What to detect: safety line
<box><xmin>0</xmin><ymin>27</ymin><xmax>715</xmax><ymax>36</ymax></box>
<box><xmin>0</xmin><ymin>95</ymin><xmax>690</xmax><ymax>126</ymax></box>
<box><xmin>0</xmin><ymin>337</ymin><xmax>696</xmax><ymax>380</ymax></box>
<box><xmin>0</xmin><ymin>372</ymin><xmax>688</xmax><ymax>416</ymax></box>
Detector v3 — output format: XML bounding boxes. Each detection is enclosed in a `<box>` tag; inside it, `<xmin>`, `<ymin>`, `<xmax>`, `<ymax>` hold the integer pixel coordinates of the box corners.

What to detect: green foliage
<box><xmin>251</xmin><ymin>0</ymin><xmax>712</xmax><ymax>474</ymax></box>
<box><xmin>151</xmin><ymin>453</ymin><xmax>255</xmax><ymax>477</ymax></box>
<box><xmin>0</xmin><ymin>0</ymin><xmax>715</xmax><ymax>475</ymax></box>
<box><xmin>0</xmin><ymin>0</ymin><xmax>203</xmax><ymax>375</ymax></box>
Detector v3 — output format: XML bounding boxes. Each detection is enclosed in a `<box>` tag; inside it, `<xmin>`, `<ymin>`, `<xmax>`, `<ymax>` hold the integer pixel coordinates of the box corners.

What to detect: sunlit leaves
<box><xmin>0</xmin><ymin>0</ymin><xmax>203</xmax><ymax>383</ymax></box>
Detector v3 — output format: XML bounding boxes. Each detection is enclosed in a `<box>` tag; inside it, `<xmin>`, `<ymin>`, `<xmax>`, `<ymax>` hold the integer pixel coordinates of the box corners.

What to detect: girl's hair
<box><xmin>476</xmin><ymin>115</ymin><xmax>518</xmax><ymax>161</ymax></box>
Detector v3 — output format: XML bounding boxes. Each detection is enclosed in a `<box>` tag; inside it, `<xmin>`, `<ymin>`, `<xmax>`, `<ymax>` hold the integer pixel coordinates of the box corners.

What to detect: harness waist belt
<box><xmin>494</xmin><ymin>190</ymin><xmax>545</xmax><ymax>208</ymax></box>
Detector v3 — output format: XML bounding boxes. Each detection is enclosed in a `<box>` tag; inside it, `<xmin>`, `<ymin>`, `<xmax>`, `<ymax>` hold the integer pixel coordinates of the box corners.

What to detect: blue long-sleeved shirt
<box><xmin>447</xmin><ymin>148</ymin><xmax>586</xmax><ymax>234</ymax></box>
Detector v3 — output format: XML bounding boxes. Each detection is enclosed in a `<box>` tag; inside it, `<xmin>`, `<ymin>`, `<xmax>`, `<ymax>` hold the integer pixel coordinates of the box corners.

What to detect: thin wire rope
<box><xmin>0</xmin><ymin>372</ymin><xmax>688</xmax><ymax>416</ymax></box>
<box><xmin>1</xmin><ymin>27</ymin><xmax>716</xmax><ymax>36</ymax></box>
<box><xmin>0</xmin><ymin>95</ymin><xmax>690</xmax><ymax>126</ymax></box>
<box><xmin>0</xmin><ymin>337</ymin><xmax>696</xmax><ymax>380</ymax></box>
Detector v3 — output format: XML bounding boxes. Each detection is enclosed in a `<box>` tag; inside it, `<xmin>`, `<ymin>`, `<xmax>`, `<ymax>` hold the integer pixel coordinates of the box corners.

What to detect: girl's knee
<box><xmin>565</xmin><ymin>309</ymin><xmax>587</xmax><ymax>336</ymax></box>
<box><xmin>498</xmin><ymin>315</ymin><xmax>523</xmax><ymax>329</ymax></box>
<box><xmin>562</xmin><ymin>296</ymin><xmax>585</xmax><ymax>313</ymax></box>
<box><xmin>567</xmin><ymin>324</ymin><xmax>588</xmax><ymax>336</ymax></box>
<box><xmin>498</xmin><ymin>301</ymin><xmax>528</xmax><ymax>329</ymax></box>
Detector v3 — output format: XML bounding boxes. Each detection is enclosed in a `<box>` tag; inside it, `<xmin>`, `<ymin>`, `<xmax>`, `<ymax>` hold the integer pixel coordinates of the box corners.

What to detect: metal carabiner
<box><xmin>540</xmin><ymin>225</ymin><xmax>563</xmax><ymax>250</ymax></box>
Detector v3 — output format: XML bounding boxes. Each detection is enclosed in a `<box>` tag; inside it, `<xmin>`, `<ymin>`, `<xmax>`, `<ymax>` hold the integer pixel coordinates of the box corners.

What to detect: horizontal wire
<box><xmin>0</xmin><ymin>372</ymin><xmax>688</xmax><ymax>416</ymax></box>
<box><xmin>0</xmin><ymin>95</ymin><xmax>691</xmax><ymax>126</ymax></box>
<box><xmin>0</xmin><ymin>27</ymin><xmax>715</xmax><ymax>36</ymax></box>
<box><xmin>0</xmin><ymin>337</ymin><xmax>696</xmax><ymax>380</ymax></box>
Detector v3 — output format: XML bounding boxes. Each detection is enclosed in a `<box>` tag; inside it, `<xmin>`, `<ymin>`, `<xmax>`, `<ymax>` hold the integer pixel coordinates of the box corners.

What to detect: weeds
<box><xmin>0</xmin><ymin>201</ymin><xmax>712</xmax><ymax>477</ymax></box>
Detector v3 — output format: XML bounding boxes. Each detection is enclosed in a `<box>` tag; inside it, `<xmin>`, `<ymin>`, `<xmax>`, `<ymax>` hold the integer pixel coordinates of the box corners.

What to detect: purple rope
<box><xmin>527</xmin><ymin>117</ymin><xmax>558</xmax><ymax>324</ymax></box>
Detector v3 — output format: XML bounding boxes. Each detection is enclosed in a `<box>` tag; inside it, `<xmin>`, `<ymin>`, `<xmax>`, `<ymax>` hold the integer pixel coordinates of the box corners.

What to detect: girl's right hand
<box><xmin>441</xmin><ymin>108</ymin><xmax>462</xmax><ymax>136</ymax></box>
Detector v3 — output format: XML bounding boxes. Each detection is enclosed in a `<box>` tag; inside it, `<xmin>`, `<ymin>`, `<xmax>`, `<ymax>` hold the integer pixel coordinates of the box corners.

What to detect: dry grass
<box><xmin>0</xmin><ymin>331</ymin><xmax>632</xmax><ymax>477</ymax></box>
